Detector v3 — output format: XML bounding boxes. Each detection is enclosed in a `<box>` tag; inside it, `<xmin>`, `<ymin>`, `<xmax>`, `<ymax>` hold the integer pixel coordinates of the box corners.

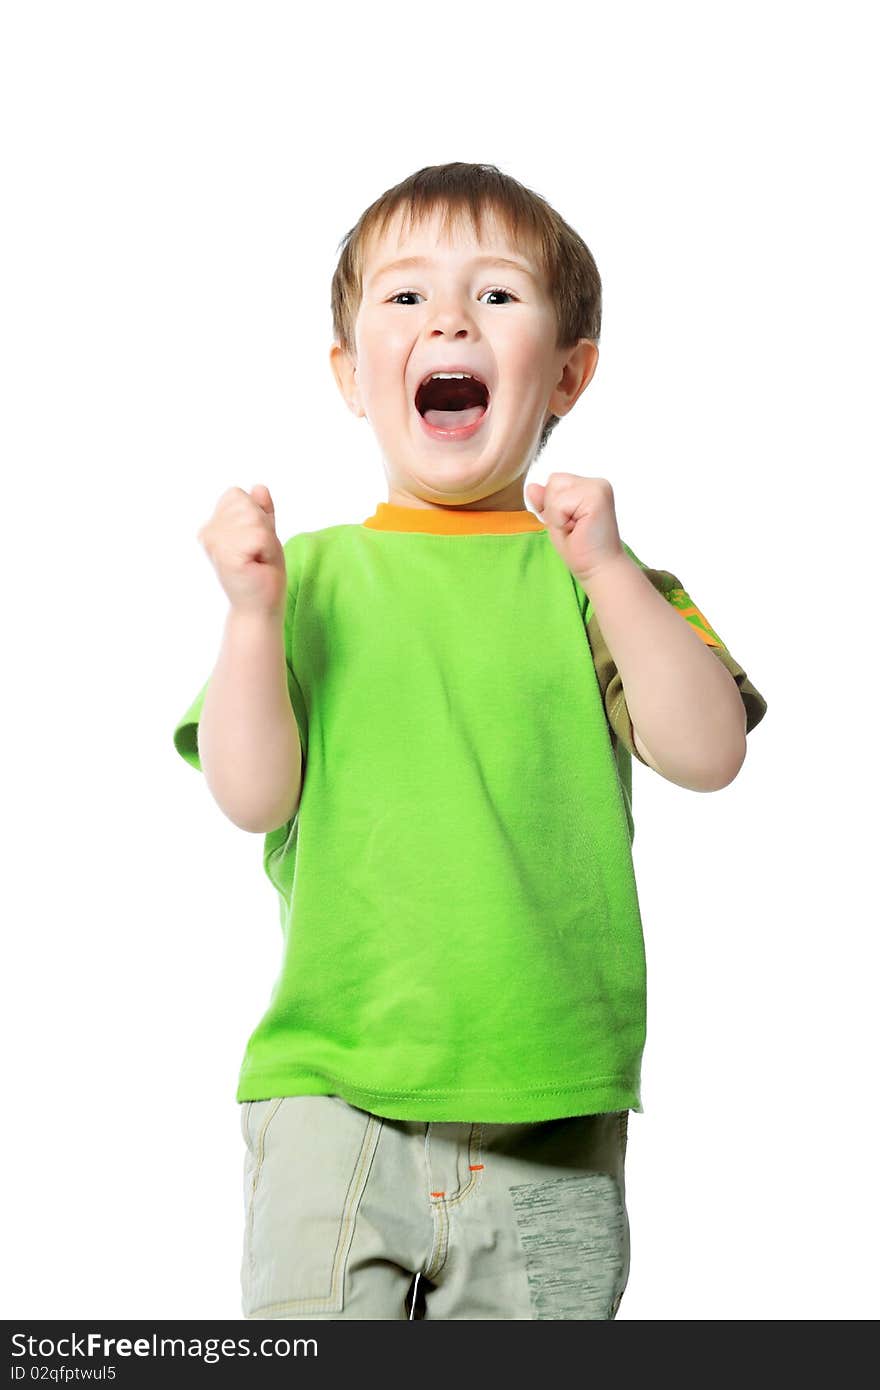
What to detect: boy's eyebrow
<box><xmin>365</xmin><ymin>253</ymin><xmax>538</xmax><ymax>287</ymax></box>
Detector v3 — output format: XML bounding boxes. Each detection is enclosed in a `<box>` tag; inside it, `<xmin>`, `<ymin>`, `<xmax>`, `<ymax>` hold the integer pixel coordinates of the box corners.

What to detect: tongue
<box><xmin>424</xmin><ymin>405</ymin><xmax>486</xmax><ymax>429</ymax></box>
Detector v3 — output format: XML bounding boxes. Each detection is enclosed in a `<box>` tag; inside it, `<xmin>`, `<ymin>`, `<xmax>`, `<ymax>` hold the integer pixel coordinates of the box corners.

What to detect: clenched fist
<box><xmin>526</xmin><ymin>473</ymin><xmax>625</xmax><ymax>586</ymax></box>
<box><xmin>196</xmin><ymin>484</ymin><xmax>287</xmax><ymax>617</ymax></box>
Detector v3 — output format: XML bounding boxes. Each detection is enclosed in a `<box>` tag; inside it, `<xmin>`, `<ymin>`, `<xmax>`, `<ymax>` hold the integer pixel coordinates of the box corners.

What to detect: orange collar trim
<box><xmin>362</xmin><ymin>502</ymin><xmax>547</xmax><ymax>535</ymax></box>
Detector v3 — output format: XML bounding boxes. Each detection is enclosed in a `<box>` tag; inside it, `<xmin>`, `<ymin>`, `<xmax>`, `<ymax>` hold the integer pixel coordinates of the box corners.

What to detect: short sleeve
<box><xmin>172</xmin><ymin>535</ymin><xmax>308</xmax><ymax>775</ymax></box>
<box><xmin>173</xmin><ymin>677</ymin><xmax>210</xmax><ymax>771</ymax></box>
<box><xmin>585</xmin><ymin>550</ymin><xmax>768</xmax><ymax>767</ymax></box>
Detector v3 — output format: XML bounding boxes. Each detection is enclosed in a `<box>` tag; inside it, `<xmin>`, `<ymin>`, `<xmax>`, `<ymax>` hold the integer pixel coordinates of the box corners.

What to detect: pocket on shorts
<box><xmin>240</xmin><ymin>1098</ymin><xmax>280</xmax><ymax>1161</ymax></box>
<box><xmin>240</xmin><ymin>1094</ymin><xmax>383</xmax><ymax>1319</ymax></box>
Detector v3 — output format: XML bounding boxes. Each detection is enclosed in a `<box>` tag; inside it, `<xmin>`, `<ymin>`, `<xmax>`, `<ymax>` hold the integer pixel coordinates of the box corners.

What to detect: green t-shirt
<box><xmin>173</xmin><ymin>502</ymin><xmax>767</xmax><ymax>1122</ymax></box>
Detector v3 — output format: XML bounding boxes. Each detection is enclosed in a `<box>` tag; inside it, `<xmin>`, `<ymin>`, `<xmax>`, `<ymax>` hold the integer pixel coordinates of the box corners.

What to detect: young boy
<box><xmin>173</xmin><ymin>161</ymin><xmax>767</xmax><ymax>1321</ymax></box>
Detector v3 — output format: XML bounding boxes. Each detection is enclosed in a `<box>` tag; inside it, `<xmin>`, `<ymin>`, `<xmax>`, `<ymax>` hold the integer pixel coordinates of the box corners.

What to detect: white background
<box><xmin>2</xmin><ymin>0</ymin><xmax>877</xmax><ymax>1322</ymax></box>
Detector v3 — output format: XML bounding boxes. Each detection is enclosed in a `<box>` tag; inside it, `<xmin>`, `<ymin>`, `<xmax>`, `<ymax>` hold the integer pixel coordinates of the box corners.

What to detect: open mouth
<box><xmin>414</xmin><ymin>373</ymin><xmax>490</xmax><ymax>432</ymax></box>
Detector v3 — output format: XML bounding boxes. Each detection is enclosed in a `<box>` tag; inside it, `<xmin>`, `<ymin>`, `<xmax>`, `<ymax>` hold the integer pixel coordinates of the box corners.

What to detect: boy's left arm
<box><xmin>583</xmin><ymin>551</ymin><xmax>749</xmax><ymax>791</ymax></box>
<box><xmin>527</xmin><ymin>472</ymin><xmax>766</xmax><ymax>793</ymax></box>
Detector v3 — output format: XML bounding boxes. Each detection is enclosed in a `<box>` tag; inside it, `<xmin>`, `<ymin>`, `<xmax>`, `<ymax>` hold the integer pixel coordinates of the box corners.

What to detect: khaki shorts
<box><xmin>240</xmin><ymin>1093</ymin><xmax>631</xmax><ymax>1320</ymax></box>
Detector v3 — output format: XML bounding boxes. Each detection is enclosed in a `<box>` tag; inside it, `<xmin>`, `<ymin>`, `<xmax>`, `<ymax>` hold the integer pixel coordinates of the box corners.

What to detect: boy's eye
<box><xmin>387</xmin><ymin>287</ymin><xmax>518</xmax><ymax>306</ymax></box>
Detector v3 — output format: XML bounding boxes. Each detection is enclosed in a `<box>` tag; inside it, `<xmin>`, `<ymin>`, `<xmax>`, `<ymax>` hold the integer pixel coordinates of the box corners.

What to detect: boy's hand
<box><xmin>196</xmin><ymin>484</ymin><xmax>288</xmax><ymax>617</ymax></box>
<box><xmin>526</xmin><ymin>473</ymin><xmax>625</xmax><ymax>586</ymax></box>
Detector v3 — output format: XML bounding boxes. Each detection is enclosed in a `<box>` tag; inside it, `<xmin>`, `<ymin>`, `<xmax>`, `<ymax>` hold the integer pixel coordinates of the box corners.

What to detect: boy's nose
<box><xmin>426</xmin><ymin>300</ymin><xmax>478</xmax><ymax>329</ymax></box>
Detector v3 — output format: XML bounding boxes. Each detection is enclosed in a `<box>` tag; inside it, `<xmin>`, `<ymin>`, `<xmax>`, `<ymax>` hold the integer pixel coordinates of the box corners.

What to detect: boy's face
<box><xmin>330</xmin><ymin>205</ymin><xmax>598</xmax><ymax>509</ymax></box>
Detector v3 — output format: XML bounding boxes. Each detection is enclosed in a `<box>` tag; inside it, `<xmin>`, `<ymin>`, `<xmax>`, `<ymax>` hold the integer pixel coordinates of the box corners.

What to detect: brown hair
<box><xmin>330</xmin><ymin>162</ymin><xmax>602</xmax><ymax>458</ymax></box>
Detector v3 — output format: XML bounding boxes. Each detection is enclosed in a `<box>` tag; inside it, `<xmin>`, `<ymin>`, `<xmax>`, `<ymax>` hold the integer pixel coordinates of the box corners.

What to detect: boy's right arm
<box><xmin>197</xmin><ymin>605</ymin><xmax>303</xmax><ymax>835</ymax></box>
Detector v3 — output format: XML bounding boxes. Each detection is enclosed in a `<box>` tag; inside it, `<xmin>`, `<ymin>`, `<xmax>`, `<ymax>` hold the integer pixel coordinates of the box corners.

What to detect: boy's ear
<box><xmin>329</xmin><ymin>342</ymin><xmax>364</xmax><ymax>418</ymax></box>
<box><xmin>548</xmin><ymin>339</ymin><xmax>599</xmax><ymax>419</ymax></box>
